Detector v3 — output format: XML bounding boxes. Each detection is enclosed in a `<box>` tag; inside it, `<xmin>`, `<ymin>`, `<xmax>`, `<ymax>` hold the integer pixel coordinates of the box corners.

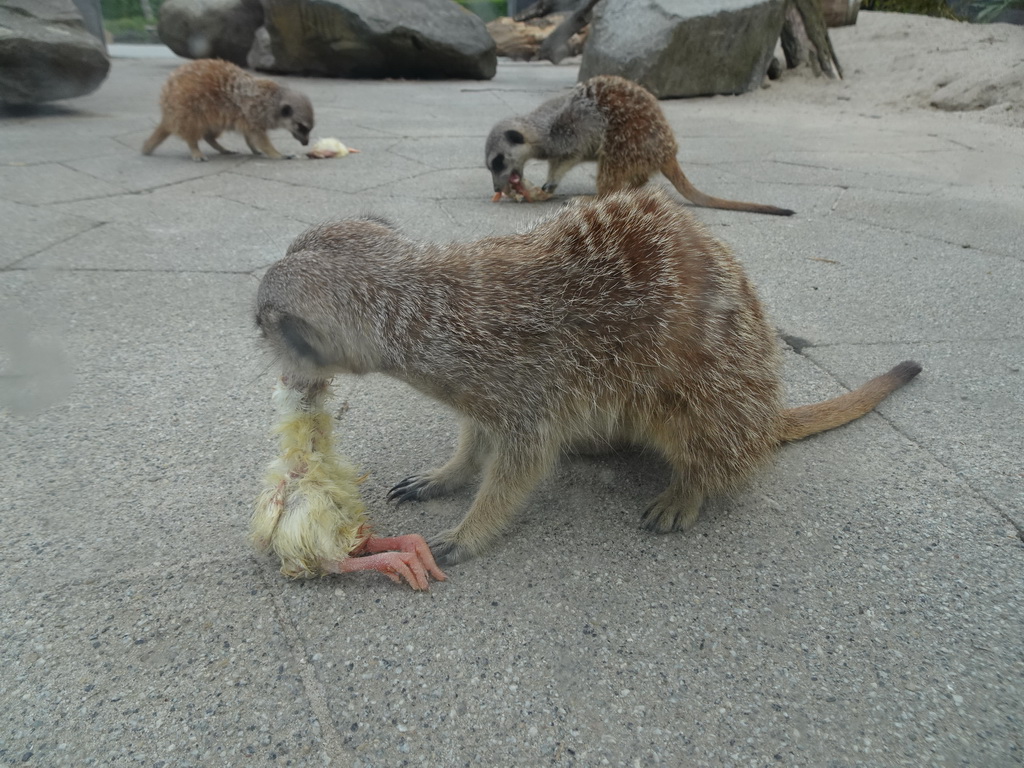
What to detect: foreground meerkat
<box><xmin>142</xmin><ymin>59</ymin><xmax>314</xmax><ymax>161</ymax></box>
<box><xmin>256</xmin><ymin>189</ymin><xmax>918</xmax><ymax>566</ymax></box>
<box><xmin>486</xmin><ymin>75</ymin><xmax>793</xmax><ymax>215</ymax></box>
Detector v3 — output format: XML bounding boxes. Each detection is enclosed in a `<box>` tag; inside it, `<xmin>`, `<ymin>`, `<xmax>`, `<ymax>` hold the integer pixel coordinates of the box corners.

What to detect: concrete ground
<box><xmin>1</xmin><ymin>39</ymin><xmax>1021</xmax><ymax>768</ymax></box>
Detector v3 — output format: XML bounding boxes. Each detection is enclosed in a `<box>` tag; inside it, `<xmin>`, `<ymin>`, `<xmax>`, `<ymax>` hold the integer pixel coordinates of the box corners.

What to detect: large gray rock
<box><xmin>71</xmin><ymin>0</ymin><xmax>106</xmax><ymax>43</ymax></box>
<box><xmin>249</xmin><ymin>0</ymin><xmax>497</xmax><ymax>80</ymax></box>
<box><xmin>158</xmin><ymin>0</ymin><xmax>264</xmax><ymax>66</ymax></box>
<box><xmin>579</xmin><ymin>0</ymin><xmax>786</xmax><ymax>98</ymax></box>
<box><xmin>0</xmin><ymin>0</ymin><xmax>109</xmax><ymax>104</ymax></box>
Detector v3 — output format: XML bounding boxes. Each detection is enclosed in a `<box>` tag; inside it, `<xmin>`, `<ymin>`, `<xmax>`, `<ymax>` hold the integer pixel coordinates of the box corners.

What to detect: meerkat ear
<box><xmin>281</xmin><ymin>104</ymin><xmax>293</xmax><ymax>118</ymax></box>
<box><xmin>504</xmin><ymin>129</ymin><xmax>525</xmax><ymax>145</ymax></box>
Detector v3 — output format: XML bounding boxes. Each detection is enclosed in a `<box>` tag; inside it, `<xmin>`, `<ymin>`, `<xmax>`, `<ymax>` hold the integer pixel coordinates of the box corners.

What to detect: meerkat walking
<box><xmin>255</xmin><ymin>188</ymin><xmax>918</xmax><ymax>566</ymax></box>
<box><xmin>142</xmin><ymin>59</ymin><xmax>314</xmax><ymax>161</ymax></box>
<box><xmin>486</xmin><ymin>75</ymin><xmax>793</xmax><ymax>215</ymax></box>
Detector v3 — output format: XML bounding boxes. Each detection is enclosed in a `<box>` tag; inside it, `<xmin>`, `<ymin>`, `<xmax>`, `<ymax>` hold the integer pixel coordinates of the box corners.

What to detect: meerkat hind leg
<box><xmin>185</xmin><ymin>138</ymin><xmax>207</xmax><ymax>162</ymax></box>
<box><xmin>205</xmin><ymin>132</ymin><xmax>236</xmax><ymax>155</ymax></box>
<box><xmin>389</xmin><ymin>420</ymin><xmax>490</xmax><ymax>504</ymax></box>
<box><xmin>640</xmin><ymin>471</ymin><xmax>704</xmax><ymax>534</ymax></box>
<box><xmin>141</xmin><ymin>125</ymin><xmax>170</xmax><ymax>155</ymax></box>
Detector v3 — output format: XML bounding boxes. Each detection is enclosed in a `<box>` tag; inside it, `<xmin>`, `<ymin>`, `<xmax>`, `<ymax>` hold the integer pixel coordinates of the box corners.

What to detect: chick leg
<box><xmin>329</xmin><ymin>535</ymin><xmax>447</xmax><ymax>591</ymax></box>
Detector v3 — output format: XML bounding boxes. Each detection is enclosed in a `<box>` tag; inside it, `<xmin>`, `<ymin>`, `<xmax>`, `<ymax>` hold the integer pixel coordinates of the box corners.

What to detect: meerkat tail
<box><xmin>661</xmin><ymin>159</ymin><xmax>795</xmax><ymax>217</ymax></box>
<box><xmin>142</xmin><ymin>126</ymin><xmax>171</xmax><ymax>155</ymax></box>
<box><xmin>780</xmin><ymin>361</ymin><xmax>922</xmax><ymax>442</ymax></box>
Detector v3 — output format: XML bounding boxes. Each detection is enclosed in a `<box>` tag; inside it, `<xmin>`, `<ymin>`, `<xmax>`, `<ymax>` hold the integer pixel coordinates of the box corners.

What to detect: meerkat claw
<box><xmin>387</xmin><ymin>476</ymin><xmax>431</xmax><ymax>504</ymax></box>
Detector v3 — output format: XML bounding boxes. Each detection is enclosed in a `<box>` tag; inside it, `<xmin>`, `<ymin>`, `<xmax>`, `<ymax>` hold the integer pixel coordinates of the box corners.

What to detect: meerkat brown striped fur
<box><xmin>142</xmin><ymin>59</ymin><xmax>313</xmax><ymax>162</ymax></box>
<box><xmin>255</xmin><ymin>188</ymin><xmax>918</xmax><ymax>566</ymax></box>
<box><xmin>486</xmin><ymin>75</ymin><xmax>793</xmax><ymax>215</ymax></box>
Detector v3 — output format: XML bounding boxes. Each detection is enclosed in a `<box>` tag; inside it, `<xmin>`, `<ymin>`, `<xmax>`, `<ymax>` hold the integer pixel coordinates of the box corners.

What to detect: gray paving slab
<box><xmin>1</xmin><ymin>31</ymin><xmax>1021</xmax><ymax>768</ymax></box>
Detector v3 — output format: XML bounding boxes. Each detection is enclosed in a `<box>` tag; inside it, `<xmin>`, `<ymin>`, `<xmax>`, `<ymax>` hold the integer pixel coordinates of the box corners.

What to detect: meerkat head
<box><xmin>256</xmin><ymin>219</ymin><xmax>405</xmax><ymax>380</ymax></box>
<box><xmin>278</xmin><ymin>89</ymin><xmax>314</xmax><ymax>146</ymax></box>
<box><xmin>485</xmin><ymin>119</ymin><xmax>535</xmax><ymax>194</ymax></box>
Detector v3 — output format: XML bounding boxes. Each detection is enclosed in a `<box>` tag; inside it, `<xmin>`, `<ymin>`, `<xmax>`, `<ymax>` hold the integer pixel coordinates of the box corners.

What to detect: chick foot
<box><xmin>327</xmin><ymin>534</ymin><xmax>447</xmax><ymax>591</ymax></box>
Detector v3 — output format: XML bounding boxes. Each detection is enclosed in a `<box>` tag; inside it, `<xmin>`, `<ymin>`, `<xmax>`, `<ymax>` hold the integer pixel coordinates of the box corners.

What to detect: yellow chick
<box><xmin>251</xmin><ymin>379</ymin><xmax>445</xmax><ymax>590</ymax></box>
<box><xmin>306</xmin><ymin>137</ymin><xmax>360</xmax><ymax>159</ymax></box>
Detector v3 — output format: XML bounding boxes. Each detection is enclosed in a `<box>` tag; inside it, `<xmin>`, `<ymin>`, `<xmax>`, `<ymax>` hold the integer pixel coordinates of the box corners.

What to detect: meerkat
<box><xmin>486</xmin><ymin>74</ymin><xmax>794</xmax><ymax>215</ymax></box>
<box><xmin>255</xmin><ymin>188</ymin><xmax>918</xmax><ymax>567</ymax></box>
<box><xmin>142</xmin><ymin>59</ymin><xmax>314</xmax><ymax>162</ymax></box>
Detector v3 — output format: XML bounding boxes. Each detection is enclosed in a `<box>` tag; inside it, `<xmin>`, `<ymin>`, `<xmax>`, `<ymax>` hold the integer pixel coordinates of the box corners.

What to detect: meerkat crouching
<box><xmin>255</xmin><ymin>188</ymin><xmax>918</xmax><ymax>567</ymax></box>
<box><xmin>486</xmin><ymin>75</ymin><xmax>794</xmax><ymax>216</ymax></box>
<box><xmin>142</xmin><ymin>59</ymin><xmax>314</xmax><ymax>162</ymax></box>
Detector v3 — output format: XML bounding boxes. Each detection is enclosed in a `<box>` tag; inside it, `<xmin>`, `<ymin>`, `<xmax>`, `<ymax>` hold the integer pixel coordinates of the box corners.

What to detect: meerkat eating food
<box><xmin>142</xmin><ymin>59</ymin><xmax>314</xmax><ymax>162</ymax></box>
<box><xmin>486</xmin><ymin>75</ymin><xmax>794</xmax><ymax>215</ymax></box>
<box><xmin>255</xmin><ymin>189</ymin><xmax>918</xmax><ymax>567</ymax></box>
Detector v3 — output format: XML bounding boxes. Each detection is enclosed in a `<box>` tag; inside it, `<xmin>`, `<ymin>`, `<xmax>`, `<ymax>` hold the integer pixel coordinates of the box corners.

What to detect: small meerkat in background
<box><xmin>142</xmin><ymin>59</ymin><xmax>314</xmax><ymax>161</ymax></box>
<box><xmin>486</xmin><ymin>74</ymin><xmax>793</xmax><ymax>215</ymax></box>
<box><xmin>255</xmin><ymin>189</ymin><xmax>918</xmax><ymax>567</ymax></box>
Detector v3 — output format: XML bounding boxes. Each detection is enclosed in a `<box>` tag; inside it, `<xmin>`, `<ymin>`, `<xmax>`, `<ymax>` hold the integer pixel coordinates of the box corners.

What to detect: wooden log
<box><xmin>781</xmin><ymin>0</ymin><xmax>843</xmax><ymax>78</ymax></box>
<box><xmin>487</xmin><ymin>16</ymin><xmax>561</xmax><ymax>60</ymax></box>
<box><xmin>821</xmin><ymin>0</ymin><xmax>860</xmax><ymax>26</ymax></box>
<box><xmin>536</xmin><ymin>0</ymin><xmax>600</xmax><ymax>63</ymax></box>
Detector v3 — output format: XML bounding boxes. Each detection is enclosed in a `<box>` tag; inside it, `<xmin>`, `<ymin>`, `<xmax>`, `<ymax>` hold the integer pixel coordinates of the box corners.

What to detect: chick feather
<box><xmin>251</xmin><ymin>381</ymin><xmax>368</xmax><ymax>578</ymax></box>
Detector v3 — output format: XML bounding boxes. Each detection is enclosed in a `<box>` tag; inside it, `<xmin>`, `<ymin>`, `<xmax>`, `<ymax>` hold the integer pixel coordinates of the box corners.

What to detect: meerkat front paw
<box><xmin>427</xmin><ymin>531</ymin><xmax>476</xmax><ymax>566</ymax></box>
<box><xmin>640</xmin><ymin>489</ymin><xmax>703</xmax><ymax>534</ymax></box>
<box><xmin>387</xmin><ymin>474</ymin><xmax>449</xmax><ymax>503</ymax></box>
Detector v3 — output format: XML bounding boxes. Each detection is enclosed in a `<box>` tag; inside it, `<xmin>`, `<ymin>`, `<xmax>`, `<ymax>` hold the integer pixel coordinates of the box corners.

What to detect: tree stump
<box><xmin>781</xmin><ymin>0</ymin><xmax>843</xmax><ymax>78</ymax></box>
<box><xmin>821</xmin><ymin>0</ymin><xmax>860</xmax><ymax>26</ymax></box>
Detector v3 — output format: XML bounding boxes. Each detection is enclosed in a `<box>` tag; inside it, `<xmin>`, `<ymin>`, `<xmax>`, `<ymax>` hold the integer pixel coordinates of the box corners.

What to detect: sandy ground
<box><xmin>761</xmin><ymin>11</ymin><xmax>1024</xmax><ymax>127</ymax></box>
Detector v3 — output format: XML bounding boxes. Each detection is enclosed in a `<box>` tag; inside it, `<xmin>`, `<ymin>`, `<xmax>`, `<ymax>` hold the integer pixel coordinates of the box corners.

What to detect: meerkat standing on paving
<box><xmin>142</xmin><ymin>59</ymin><xmax>314</xmax><ymax>162</ymax></box>
<box><xmin>486</xmin><ymin>74</ymin><xmax>793</xmax><ymax>215</ymax></box>
<box><xmin>255</xmin><ymin>188</ymin><xmax>918</xmax><ymax>567</ymax></box>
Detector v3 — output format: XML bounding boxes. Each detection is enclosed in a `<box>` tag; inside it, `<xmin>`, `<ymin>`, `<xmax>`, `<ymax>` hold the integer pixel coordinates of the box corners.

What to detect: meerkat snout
<box><xmin>486</xmin><ymin>124</ymin><xmax>530</xmax><ymax>194</ymax></box>
<box><xmin>279</xmin><ymin>94</ymin><xmax>314</xmax><ymax>146</ymax></box>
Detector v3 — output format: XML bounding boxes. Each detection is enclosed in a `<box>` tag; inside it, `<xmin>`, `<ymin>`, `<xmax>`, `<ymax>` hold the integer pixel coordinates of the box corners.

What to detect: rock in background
<box><xmin>0</xmin><ymin>0</ymin><xmax>110</xmax><ymax>104</ymax></box>
<box><xmin>249</xmin><ymin>0</ymin><xmax>497</xmax><ymax>80</ymax></box>
<box><xmin>158</xmin><ymin>0</ymin><xmax>265</xmax><ymax>66</ymax></box>
<box><xmin>579</xmin><ymin>0</ymin><xmax>787</xmax><ymax>98</ymax></box>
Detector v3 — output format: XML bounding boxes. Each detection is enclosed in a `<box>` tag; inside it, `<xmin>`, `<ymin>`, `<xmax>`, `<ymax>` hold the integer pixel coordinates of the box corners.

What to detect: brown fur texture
<box><xmin>255</xmin><ymin>189</ymin><xmax>918</xmax><ymax>566</ymax></box>
<box><xmin>486</xmin><ymin>75</ymin><xmax>794</xmax><ymax>215</ymax></box>
<box><xmin>142</xmin><ymin>59</ymin><xmax>314</xmax><ymax>161</ymax></box>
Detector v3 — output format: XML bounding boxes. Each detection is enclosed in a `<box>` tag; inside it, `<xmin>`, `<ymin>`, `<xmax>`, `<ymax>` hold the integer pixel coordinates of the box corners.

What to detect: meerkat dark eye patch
<box><xmin>504</xmin><ymin>130</ymin><xmax>525</xmax><ymax>145</ymax></box>
<box><xmin>277</xmin><ymin>314</ymin><xmax>325</xmax><ymax>367</ymax></box>
<box><xmin>281</xmin><ymin>104</ymin><xmax>293</xmax><ymax>118</ymax></box>
<box><xmin>491</xmin><ymin>155</ymin><xmax>506</xmax><ymax>173</ymax></box>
